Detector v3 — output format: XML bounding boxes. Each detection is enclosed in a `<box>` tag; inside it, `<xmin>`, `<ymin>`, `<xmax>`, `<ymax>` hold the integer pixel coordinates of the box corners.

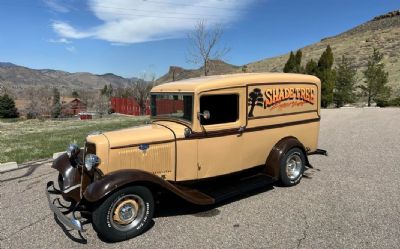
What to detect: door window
<box><xmin>200</xmin><ymin>94</ymin><xmax>239</xmax><ymax>125</ymax></box>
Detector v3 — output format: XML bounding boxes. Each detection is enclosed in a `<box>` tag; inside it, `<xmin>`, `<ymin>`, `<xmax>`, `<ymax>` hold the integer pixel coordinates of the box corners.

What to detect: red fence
<box><xmin>111</xmin><ymin>97</ymin><xmax>184</xmax><ymax>116</ymax></box>
<box><xmin>111</xmin><ymin>97</ymin><xmax>150</xmax><ymax>116</ymax></box>
<box><xmin>155</xmin><ymin>99</ymin><xmax>184</xmax><ymax>115</ymax></box>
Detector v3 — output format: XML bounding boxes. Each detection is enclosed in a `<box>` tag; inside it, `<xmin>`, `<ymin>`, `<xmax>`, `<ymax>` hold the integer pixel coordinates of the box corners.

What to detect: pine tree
<box><xmin>284</xmin><ymin>50</ymin><xmax>303</xmax><ymax>73</ymax></box>
<box><xmin>108</xmin><ymin>84</ymin><xmax>114</xmax><ymax>97</ymax></box>
<box><xmin>0</xmin><ymin>94</ymin><xmax>19</xmax><ymax>118</ymax></box>
<box><xmin>72</xmin><ymin>90</ymin><xmax>79</xmax><ymax>98</ymax></box>
<box><xmin>294</xmin><ymin>50</ymin><xmax>303</xmax><ymax>73</ymax></box>
<box><xmin>334</xmin><ymin>55</ymin><xmax>357</xmax><ymax>107</ymax></box>
<box><xmin>101</xmin><ymin>84</ymin><xmax>108</xmax><ymax>96</ymax></box>
<box><xmin>361</xmin><ymin>48</ymin><xmax>390</xmax><ymax>107</ymax></box>
<box><xmin>51</xmin><ymin>88</ymin><xmax>61</xmax><ymax>118</ymax></box>
<box><xmin>317</xmin><ymin>45</ymin><xmax>335</xmax><ymax>108</ymax></box>
<box><xmin>305</xmin><ymin>59</ymin><xmax>318</xmax><ymax>75</ymax></box>
<box><xmin>283</xmin><ymin>51</ymin><xmax>296</xmax><ymax>73</ymax></box>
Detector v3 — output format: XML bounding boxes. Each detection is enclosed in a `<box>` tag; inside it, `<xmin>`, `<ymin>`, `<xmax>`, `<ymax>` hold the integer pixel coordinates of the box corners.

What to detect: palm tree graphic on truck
<box><xmin>248</xmin><ymin>88</ymin><xmax>264</xmax><ymax>117</ymax></box>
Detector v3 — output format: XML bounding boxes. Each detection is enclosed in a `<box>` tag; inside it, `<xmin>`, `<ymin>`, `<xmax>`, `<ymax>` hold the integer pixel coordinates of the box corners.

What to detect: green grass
<box><xmin>0</xmin><ymin>115</ymin><xmax>148</xmax><ymax>164</ymax></box>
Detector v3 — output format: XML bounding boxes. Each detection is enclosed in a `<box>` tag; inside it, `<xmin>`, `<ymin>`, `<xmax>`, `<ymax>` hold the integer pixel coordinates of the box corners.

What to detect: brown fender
<box><xmin>52</xmin><ymin>152</ymin><xmax>83</xmax><ymax>202</ymax></box>
<box><xmin>265</xmin><ymin>136</ymin><xmax>309</xmax><ymax>179</ymax></box>
<box><xmin>83</xmin><ymin>169</ymin><xmax>215</xmax><ymax>205</ymax></box>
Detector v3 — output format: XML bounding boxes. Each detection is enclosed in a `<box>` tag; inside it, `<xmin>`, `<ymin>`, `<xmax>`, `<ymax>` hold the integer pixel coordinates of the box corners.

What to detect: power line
<box><xmin>136</xmin><ymin>0</ymin><xmax>251</xmax><ymax>11</ymax></box>
<box><xmin>93</xmin><ymin>10</ymin><xmax>223</xmax><ymax>20</ymax></box>
<box><xmin>0</xmin><ymin>0</ymin><xmax>251</xmax><ymax>21</ymax></box>
<box><xmin>93</xmin><ymin>4</ymin><xmax>238</xmax><ymax>18</ymax></box>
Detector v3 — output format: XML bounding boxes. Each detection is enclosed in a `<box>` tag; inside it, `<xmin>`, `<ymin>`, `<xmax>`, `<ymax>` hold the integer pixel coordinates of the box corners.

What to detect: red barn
<box><xmin>61</xmin><ymin>98</ymin><xmax>87</xmax><ymax>116</ymax></box>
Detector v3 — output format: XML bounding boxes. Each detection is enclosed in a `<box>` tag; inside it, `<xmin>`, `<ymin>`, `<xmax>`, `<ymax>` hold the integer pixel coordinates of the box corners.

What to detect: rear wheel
<box><xmin>279</xmin><ymin>148</ymin><xmax>305</xmax><ymax>186</ymax></box>
<box><xmin>92</xmin><ymin>186</ymin><xmax>154</xmax><ymax>242</ymax></box>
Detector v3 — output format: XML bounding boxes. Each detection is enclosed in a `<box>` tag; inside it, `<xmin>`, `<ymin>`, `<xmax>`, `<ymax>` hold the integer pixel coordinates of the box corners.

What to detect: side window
<box><xmin>200</xmin><ymin>94</ymin><xmax>239</xmax><ymax>125</ymax></box>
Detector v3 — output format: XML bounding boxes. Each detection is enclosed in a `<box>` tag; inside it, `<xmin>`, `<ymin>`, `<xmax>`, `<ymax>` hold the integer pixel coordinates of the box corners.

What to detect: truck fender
<box><xmin>52</xmin><ymin>153</ymin><xmax>82</xmax><ymax>202</ymax></box>
<box><xmin>265</xmin><ymin>136</ymin><xmax>310</xmax><ymax>179</ymax></box>
<box><xmin>83</xmin><ymin>169</ymin><xmax>215</xmax><ymax>205</ymax></box>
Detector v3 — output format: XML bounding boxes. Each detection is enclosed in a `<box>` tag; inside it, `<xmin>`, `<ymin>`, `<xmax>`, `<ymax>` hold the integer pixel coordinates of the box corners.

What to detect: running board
<box><xmin>177</xmin><ymin>173</ymin><xmax>275</xmax><ymax>205</ymax></box>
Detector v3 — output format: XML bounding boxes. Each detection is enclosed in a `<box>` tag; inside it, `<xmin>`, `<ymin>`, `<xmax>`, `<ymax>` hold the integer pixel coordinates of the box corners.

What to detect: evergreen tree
<box><xmin>283</xmin><ymin>51</ymin><xmax>296</xmax><ymax>73</ymax></box>
<box><xmin>294</xmin><ymin>50</ymin><xmax>303</xmax><ymax>73</ymax></box>
<box><xmin>305</xmin><ymin>59</ymin><xmax>318</xmax><ymax>75</ymax></box>
<box><xmin>108</xmin><ymin>84</ymin><xmax>114</xmax><ymax>97</ymax></box>
<box><xmin>360</xmin><ymin>48</ymin><xmax>390</xmax><ymax>107</ymax></box>
<box><xmin>71</xmin><ymin>90</ymin><xmax>79</xmax><ymax>98</ymax></box>
<box><xmin>101</xmin><ymin>84</ymin><xmax>108</xmax><ymax>96</ymax></box>
<box><xmin>334</xmin><ymin>55</ymin><xmax>357</xmax><ymax>107</ymax></box>
<box><xmin>51</xmin><ymin>88</ymin><xmax>61</xmax><ymax>118</ymax></box>
<box><xmin>317</xmin><ymin>45</ymin><xmax>335</xmax><ymax>108</ymax></box>
<box><xmin>0</xmin><ymin>94</ymin><xmax>19</xmax><ymax>118</ymax></box>
<box><xmin>284</xmin><ymin>50</ymin><xmax>303</xmax><ymax>73</ymax></box>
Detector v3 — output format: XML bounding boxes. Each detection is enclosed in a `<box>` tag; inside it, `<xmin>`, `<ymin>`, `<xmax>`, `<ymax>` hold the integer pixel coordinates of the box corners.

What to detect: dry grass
<box><xmin>0</xmin><ymin>115</ymin><xmax>148</xmax><ymax>163</ymax></box>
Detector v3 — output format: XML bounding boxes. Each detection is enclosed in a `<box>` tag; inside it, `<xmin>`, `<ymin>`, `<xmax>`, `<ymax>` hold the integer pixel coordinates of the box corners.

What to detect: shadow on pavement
<box><xmin>155</xmin><ymin>183</ymin><xmax>275</xmax><ymax>218</ymax></box>
<box><xmin>54</xmin><ymin>214</ymin><xmax>88</xmax><ymax>244</ymax></box>
<box><xmin>0</xmin><ymin>161</ymin><xmax>47</xmax><ymax>183</ymax></box>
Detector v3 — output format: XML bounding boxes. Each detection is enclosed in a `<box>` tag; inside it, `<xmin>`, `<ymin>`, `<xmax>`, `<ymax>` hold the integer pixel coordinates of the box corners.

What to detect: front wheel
<box><xmin>92</xmin><ymin>186</ymin><xmax>154</xmax><ymax>242</ymax></box>
<box><xmin>279</xmin><ymin>148</ymin><xmax>306</xmax><ymax>186</ymax></box>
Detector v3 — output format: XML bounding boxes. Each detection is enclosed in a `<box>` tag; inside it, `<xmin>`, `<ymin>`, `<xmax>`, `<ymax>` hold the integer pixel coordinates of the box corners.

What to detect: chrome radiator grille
<box><xmin>115</xmin><ymin>143</ymin><xmax>174</xmax><ymax>174</ymax></box>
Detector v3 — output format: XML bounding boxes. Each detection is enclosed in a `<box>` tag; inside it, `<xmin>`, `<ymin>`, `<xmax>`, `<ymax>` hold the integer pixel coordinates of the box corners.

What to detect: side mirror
<box><xmin>198</xmin><ymin>110</ymin><xmax>211</xmax><ymax>120</ymax></box>
<box><xmin>184</xmin><ymin>128</ymin><xmax>192</xmax><ymax>138</ymax></box>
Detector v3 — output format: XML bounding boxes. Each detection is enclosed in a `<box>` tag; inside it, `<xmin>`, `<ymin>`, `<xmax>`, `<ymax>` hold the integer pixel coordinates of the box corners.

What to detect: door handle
<box><xmin>238</xmin><ymin>126</ymin><xmax>246</xmax><ymax>136</ymax></box>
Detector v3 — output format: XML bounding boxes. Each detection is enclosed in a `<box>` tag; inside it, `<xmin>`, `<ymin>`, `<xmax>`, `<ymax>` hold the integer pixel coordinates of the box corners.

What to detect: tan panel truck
<box><xmin>46</xmin><ymin>73</ymin><xmax>327</xmax><ymax>242</ymax></box>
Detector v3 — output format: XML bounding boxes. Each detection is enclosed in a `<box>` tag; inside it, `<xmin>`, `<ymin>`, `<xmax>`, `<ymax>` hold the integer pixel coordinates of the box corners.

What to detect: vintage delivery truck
<box><xmin>46</xmin><ymin>73</ymin><xmax>327</xmax><ymax>242</ymax></box>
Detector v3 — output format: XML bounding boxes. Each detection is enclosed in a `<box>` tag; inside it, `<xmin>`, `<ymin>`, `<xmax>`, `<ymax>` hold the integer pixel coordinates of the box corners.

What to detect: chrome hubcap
<box><xmin>286</xmin><ymin>152</ymin><xmax>302</xmax><ymax>180</ymax></box>
<box><xmin>110</xmin><ymin>194</ymin><xmax>145</xmax><ymax>231</ymax></box>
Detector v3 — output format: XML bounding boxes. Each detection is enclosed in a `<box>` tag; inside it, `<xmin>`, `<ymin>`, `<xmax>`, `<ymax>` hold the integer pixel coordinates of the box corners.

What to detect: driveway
<box><xmin>1</xmin><ymin>108</ymin><xmax>399</xmax><ymax>249</ymax></box>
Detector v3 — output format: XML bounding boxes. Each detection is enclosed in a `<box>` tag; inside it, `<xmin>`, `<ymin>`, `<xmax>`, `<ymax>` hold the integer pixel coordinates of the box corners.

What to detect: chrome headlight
<box><xmin>67</xmin><ymin>144</ymin><xmax>80</xmax><ymax>158</ymax></box>
<box><xmin>84</xmin><ymin>154</ymin><xmax>100</xmax><ymax>171</ymax></box>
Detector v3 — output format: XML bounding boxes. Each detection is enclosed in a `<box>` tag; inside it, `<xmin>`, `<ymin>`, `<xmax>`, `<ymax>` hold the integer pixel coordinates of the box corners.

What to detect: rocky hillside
<box><xmin>0</xmin><ymin>62</ymin><xmax>135</xmax><ymax>93</ymax></box>
<box><xmin>156</xmin><ymin>60</ymin><xmax>240</xmax><ymax>83</ymax></box>
<box><xmin>246</xmin><ymin>10</ymin><xmax>400</xmax><ymax>92</ymax></box>
<box><xmin>159</xmin><ymin>10</ymin><xmax>400</xmax><ymax>93</ymax></box>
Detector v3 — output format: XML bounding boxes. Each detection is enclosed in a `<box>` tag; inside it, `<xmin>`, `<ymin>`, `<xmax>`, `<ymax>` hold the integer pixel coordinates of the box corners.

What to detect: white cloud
<box><xmin>52</xmin><ymin>21</ymin><xmax>92</xmax><ymax>39</ymax></box>
<box><xmin>48</xmin><ymin>37</ymin><xmax>72</xmax><ymax>43</ymax></box>
<box><xmin>51</xmin><ymin>0</ymin><xmax>255</xmax><ymax>44</ymax></box>
<box><xmin>66</xmin><ymin>46</ymin><xmax>77</xmax><ymax>53</ymax></box>
<box><xmin>43</xmin><ymin>0</ymin><xmax>70</xmax><ymax>13</ymax></box>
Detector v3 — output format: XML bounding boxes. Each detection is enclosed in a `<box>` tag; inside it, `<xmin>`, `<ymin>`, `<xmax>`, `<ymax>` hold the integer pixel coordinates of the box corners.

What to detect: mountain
<box><xmin>245</xmin><ymin>10</ymin><xmax>400</xmax><ymax>92</ymax></box>
<box><xmin>156</xmin><ymin>60</ymin><xmax>240</xmax><ymax>83</ymax></box>
<box><xmin>158</xmin><ymin>10</ymin><xmax>400</xmax><ymax>92</ymax></box>
<box><xmin>0</xmin><ymin>63</ymin><xmax>135</xmax><ymax>92</ymax></box>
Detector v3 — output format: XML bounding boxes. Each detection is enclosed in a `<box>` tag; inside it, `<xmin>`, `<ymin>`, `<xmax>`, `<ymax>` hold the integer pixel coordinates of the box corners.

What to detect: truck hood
<box><xmin>101</xmin><ymin>121</ymin><xmax>187</xmax><ymax>149</ymax></box>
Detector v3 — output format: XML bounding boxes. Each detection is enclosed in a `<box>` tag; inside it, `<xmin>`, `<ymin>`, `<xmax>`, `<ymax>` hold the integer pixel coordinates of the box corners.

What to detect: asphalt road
<box><xmin>1</xmin><ymin>108</ymin><xmax>400</xmax><ymax>249</ymax></box>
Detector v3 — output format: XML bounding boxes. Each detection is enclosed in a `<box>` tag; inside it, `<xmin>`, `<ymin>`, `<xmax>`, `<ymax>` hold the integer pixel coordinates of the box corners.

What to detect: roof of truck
<box><xmin>151</xmin><ymin>73</ymin><xmax>320</xmax><ymax>94</ymax></box>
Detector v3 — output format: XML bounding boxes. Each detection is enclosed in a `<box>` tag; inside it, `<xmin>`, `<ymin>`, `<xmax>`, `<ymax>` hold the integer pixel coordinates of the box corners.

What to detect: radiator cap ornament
<box><xmin>139</xmin><ymin>144</ymin><xmax>149</xmax><ymax>151</ymax></box>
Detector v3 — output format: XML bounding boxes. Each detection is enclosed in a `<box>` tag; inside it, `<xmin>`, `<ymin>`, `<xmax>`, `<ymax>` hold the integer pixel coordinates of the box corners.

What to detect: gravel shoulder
<box><xmin>1</xmin><ymin>108</ymin><xmax>399</xmax><ymax>249</ymax></box>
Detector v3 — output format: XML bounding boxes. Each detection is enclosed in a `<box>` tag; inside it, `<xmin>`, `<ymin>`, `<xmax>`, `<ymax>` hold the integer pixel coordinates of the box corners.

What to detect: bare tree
<box><xmin>131</xmin><ymin>72</ymin><xmax>156</xmax><ymax>115</ymax></box>
<box><xmin>25</xmin><ymin>87</ymin><xmax>52</xmax><ymax>118</ymax></box>
<box><xmin>94</xmin><ymin>94</ymin><xmax>110</xmax><ymax>118</ymax></box>
<box><xmin>187</xmin><ymin>20</ymin><xmax>230</xmax><ymax>76</ymax></box>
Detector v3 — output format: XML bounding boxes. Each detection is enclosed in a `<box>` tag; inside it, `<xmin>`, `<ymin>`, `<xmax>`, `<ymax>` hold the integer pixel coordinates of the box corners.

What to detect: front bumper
<box><xmin>46</xmin><ymin>181</ymin><xmax>83</xmax><ymax>231</ymax></box>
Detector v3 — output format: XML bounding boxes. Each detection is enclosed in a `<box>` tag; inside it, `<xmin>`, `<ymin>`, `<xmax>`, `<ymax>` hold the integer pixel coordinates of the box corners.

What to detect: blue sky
<box><xmin>0</xmin><ymin>0</ymin><xmax>399</xmax><ymax>78</ymax></box>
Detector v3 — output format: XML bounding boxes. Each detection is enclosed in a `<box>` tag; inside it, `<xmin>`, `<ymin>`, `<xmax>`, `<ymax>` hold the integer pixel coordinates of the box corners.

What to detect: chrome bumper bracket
<box><xmin>46</xmin><ymin>181</ymin><xmax>83</xmax><ymax>231</ymax></box>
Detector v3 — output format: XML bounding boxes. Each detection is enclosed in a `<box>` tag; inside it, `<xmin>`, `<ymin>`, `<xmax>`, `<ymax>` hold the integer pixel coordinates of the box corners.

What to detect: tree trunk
<box><xmin>368</xmin><ymin>96</ymin><xmax>371</xmax><ymax>107</ymax></box>
<box><xmin>204</xmin><ymin>60</ymin><xmax>208</xmax><ymax>76</ymax></box>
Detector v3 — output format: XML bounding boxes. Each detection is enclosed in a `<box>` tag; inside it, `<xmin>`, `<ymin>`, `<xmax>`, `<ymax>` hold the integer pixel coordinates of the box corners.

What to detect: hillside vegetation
<box><xmin>158</xmin><ymin>11</ymin><xmax>400</xmax><ymax>93</ymax></box>
<box><xmin>246</xmin><ymin>11</ymin><xmax>400</xmax><ymax>92</ymax></box>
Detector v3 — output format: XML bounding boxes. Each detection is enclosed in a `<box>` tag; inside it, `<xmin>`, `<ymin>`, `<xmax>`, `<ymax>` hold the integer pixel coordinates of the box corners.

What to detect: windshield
<box><xmin>150</xmin><ymin>93</ymin><xmax>193</xmax><ymax>122</ymax></box>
